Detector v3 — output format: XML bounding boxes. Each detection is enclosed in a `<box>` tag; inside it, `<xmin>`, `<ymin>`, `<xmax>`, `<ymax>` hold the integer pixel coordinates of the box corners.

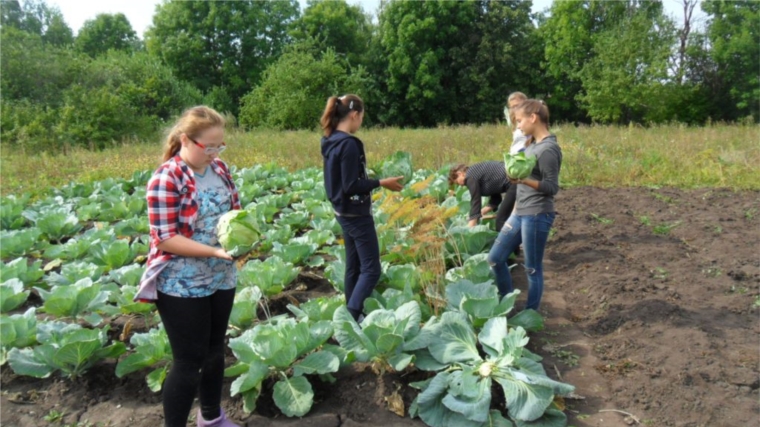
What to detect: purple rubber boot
<box><xmin>196</xmin><ymin>409</ymin><xmax>239</xmax><ymax>427</ymax></box>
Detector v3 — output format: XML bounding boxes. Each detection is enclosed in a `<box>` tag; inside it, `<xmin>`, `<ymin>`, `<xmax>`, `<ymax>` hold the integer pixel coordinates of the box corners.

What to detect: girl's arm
<box><xmin>157</xmin><ymin>236</ymin><xmax>232</xmax><ymax>260</ymax></box>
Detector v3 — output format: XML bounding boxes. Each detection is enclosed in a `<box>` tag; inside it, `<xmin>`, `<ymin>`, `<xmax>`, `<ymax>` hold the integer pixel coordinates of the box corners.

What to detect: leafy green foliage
<box><xmin>272</xmin><ymin>242</ymin><xmax>317</xmax><ymax>266</ymax></box>
<box><xmin>88</xmin><ymin>239</ymin><xmax>139</xmax><ymax>272</ymax></box>
<box><xmin>0</xmin><ymin>307</ymin><xmax>38</xmax><ymax>364</ymax></box>
<box><xmin>409</xmin><ymin>314</ymin><xmax>573</xmax><ymax>426</ymax></box>
<box><xmin>239</xmin><ymin>42</ymin><xmax>372</xmax><ymax>130</ymax></box>
<box><xmin>22</xmin><ymin>205</ymin><xmax>82</xmax><ymax>242</ymax></box>
<box><xmin>229</xmin><ymin>287</ymin><xmax>263</xmax><ymax>332</ymax></box>
<box><xmin>0</xmin><ymin>228</ymin><xmax>42</xmax><ymax>258</ymax></box>
<box><xmin>445</xmin><ymin>254</ymin><xmax>493</xmax><ymax>285</ymax></box>
<box><xmin>1</xmin><ymin>257</ymin><xmax>44</xmax><ymax>286</ymax></box>
<box><xmin>1</xmin><ymin>195</ymin><xmax>29</xmax><ymax>230</ymax></box>
<box><xmin>332</xmin><ymin>302</ymin><xmax>422</xmax><ymax>373</ymax></box>
<box><xmin>146</xmin><ymin>0</ymin><xmax>299</xmax><ymax>114</ymax></box>
<box><xmin>238</xmin><ymin>256</ymin><xmax>299</xmax><ymax>296</ymax></box>
<box><xmin>75</xmin><ymin>13</ymin><xmax>138</xmax><ymax>58</ymax></box>
<box><xmin>380</xmin><ymin>263</ymin><xmax>420</xmax><ymax>292</ymax></box>
<box><xmin>0</xmin><ymin>278</ymin><xmax>30</xmax><ymax>313</ymax></box>
<box><xmin>379</xmin><ymin>151</ymin><xmax>413</xmax><ymax>185</ymax></box>
<box><xmin>445</xmin><ymin>225</ymin><xmax>498</xmax><ymax>261</ymax></box>
<box><xmin>44</xmin><ymin>261</ymin><xmax>105</xmax><ymax>287</ymax></box>
<box><xmin>115</xmin><ymin>327</ymin><xmax>172</xmax><ymax>392</ymax></box>
<box><xmin>226</xmin><ymin>318</ymin><xmax>336</xmax><ymax>415</ymax></box>
<box><xmin>36</xmin><ymin>278</ymin><xmax>111</xmax><ymax>325</ymax></box>
<box><xmin>289</xmin><ymin>0</ymin><xmax>372</xmax><ymax>67</ymax></box>
<box><xmin>288</xmin><ymin>295</ymin><xmax>345</xmax><ymax>322</ymax></box>
<box><xmin>7</xmin><ymin>322</ymin><xmax>125</xmax><ymax>379</ymax></box>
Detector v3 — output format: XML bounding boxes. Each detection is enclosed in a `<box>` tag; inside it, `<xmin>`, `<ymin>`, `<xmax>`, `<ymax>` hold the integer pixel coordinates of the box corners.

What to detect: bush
<box><xmin>0</xmin><ymin>43</ymin><xmax>202</xmax><ymax>151</ymax></box>
<box><xmin>239</xmin><ymin>43</ymin><xmax>372</xmax><ymax>130</ymax></box>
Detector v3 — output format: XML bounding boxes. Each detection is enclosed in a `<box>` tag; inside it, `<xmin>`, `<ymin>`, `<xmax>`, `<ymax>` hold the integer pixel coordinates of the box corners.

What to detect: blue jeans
<box><xmin>487</xmin><ymin>212</ymin><xmax>556</xmax><ymax>310</ymax></box>
<box><xmin>336</xmin><ymin>215</ymin><xmax>381</xmax><ymax>319</ymax></box>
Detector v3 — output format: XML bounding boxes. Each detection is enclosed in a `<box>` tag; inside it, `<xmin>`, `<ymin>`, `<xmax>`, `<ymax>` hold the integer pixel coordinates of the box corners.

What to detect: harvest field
<box><xmin>1</xmin><ymin>124</ymin><xmax>759</xmax><ymax>427</ymax></box>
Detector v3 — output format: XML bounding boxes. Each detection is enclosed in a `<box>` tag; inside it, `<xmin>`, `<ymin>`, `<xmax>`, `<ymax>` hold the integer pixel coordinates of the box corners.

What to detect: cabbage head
<box><xmin>217</xmin><ymin>210</ymin><xmax>260</xmax><ymax>257</ymax></box>
<box><xmin>503</xmin><ymin>152</ymin><xmax>537</xmax><ymax>180</ymax></box>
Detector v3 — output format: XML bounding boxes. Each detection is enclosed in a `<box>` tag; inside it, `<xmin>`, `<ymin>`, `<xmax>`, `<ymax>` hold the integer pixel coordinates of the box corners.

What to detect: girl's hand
<box><xmin>213</xmin><ymin>247</ymin><xmax>233</xmax><ymax>260</ymax></box>
<box><xmin>380</xmin><ymin>176</ymin><xmax>404</xmax><ymax>192</ymax></box>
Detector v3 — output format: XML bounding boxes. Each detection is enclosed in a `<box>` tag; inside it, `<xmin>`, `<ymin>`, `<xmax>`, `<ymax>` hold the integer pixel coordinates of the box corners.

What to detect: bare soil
<box><xmin>2</xmin><ymin>187</ymin><xmax>758</xmax><ymax>427</ymax></box>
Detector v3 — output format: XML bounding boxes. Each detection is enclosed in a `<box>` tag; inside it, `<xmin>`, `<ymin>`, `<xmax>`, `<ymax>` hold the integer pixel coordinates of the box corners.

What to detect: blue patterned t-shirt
<box><xmin>156</xmin><ymin>166</ymin><xmax>237</xmax><ymax>297</ymax></box>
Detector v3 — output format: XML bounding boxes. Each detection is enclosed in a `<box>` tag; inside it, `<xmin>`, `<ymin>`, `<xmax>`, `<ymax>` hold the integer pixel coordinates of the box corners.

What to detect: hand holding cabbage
<box><xmin>503</xmin><ymin>152</ymin><xmax>537</xmax><ymax>180</ymax></box>
<box><xmin>216</xmin><ymin>210</ymin><xmax>261</xmax><ymax>258</ymax></box>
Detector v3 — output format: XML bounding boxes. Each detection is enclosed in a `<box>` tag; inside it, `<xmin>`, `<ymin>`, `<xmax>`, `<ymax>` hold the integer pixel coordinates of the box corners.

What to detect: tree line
<box><xmin>1</xmin><ymin>0</ymin><xmax>757</xmax><ymax>151</ymax></box>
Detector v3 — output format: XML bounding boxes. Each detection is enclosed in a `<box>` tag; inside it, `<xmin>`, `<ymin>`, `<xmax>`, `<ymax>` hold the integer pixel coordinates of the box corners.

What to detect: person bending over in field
<box><xmin>487</xmin><ymin>99</ymin><xmax>562</xmax><ymax>311</ymax></box>
<box><xmin>135</xmin><ymin>106</ymin><xmax>241</xmax><ymax>427</ymax></box>
<box><xmin>448</xmin><ymin>161</ymin><xmax>512</xmax><ymax>232</ymax></box>
<box><xmin>320</xmin><ymin>94</ymin><xmax>405</xmax><ymax>322</ymax></box>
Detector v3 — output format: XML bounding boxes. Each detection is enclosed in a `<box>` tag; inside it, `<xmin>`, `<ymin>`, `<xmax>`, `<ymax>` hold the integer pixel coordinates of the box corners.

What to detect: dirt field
<box><xmin>2</xmin><ymin>187</ymin><xmax>758</xmax><ymax>427</ymax></box>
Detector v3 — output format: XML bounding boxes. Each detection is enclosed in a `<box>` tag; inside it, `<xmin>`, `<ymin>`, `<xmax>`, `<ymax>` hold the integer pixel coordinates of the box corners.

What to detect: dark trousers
<box><xmin>156</xmin><ymin>289</ymin><xmax>235</xmax><ymax>427</ymax></box>
<box><xmin>495</xmin><ymin>183</ymin><xmax>517</xmax><ymax>231</ymax></box>
<box><xmin>336</xmin><ymin>215</ymin><xmax>381</xmax><ymax>319</ymax></box>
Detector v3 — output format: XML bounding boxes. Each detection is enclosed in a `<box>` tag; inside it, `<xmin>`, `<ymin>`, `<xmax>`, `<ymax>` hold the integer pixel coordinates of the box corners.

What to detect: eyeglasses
<box><xmin>188</xmin><ymin>136</ymin><xmax>226</xmax><ymax>155</ymax></box>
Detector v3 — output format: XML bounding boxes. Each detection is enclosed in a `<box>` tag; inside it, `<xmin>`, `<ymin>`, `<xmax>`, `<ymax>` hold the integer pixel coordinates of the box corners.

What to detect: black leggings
<box><xmin>156</xmin><ymin>289</ymin><xmax>235</xmax><ymax>427</ymax></box>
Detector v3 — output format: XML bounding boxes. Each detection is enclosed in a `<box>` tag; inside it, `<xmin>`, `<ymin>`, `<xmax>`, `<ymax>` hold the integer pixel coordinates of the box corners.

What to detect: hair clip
<box><xmin>349</xmin><ymin>100</ymin><xmax>354</xmax><ymax>110</ymax></box>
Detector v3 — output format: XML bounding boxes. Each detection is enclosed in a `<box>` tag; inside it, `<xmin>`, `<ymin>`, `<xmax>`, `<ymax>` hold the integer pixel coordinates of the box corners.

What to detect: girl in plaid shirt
<box><xmin>136</xmin><ymin>106</ymin><xmax>241</xmax><ymax>427</ymax></box>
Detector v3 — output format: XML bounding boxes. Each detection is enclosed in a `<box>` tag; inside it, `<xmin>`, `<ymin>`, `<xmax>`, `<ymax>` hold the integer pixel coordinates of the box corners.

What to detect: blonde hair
<box><xmin>162</xmin><ymin>106</ymin><xmax>226</xmax><ymax>162</ymax></box>
<box><xmin>507</xmin><ymin>92</ymin><xmax>528</xmax><ymax>131</ymax></box>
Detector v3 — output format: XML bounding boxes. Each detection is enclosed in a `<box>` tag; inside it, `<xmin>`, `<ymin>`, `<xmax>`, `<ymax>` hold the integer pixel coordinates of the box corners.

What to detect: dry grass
<box><xmin>1</xmin><ymin>123</ymin><xmax>758</xmax><ymax>197</ymax></box>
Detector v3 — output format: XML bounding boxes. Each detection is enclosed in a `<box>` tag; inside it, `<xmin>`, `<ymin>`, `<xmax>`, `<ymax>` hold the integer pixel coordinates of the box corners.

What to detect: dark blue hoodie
<box><xmin>321</xmin><ymin>131</ymin><xmax>380</xmax><ymax>217</ymax></box>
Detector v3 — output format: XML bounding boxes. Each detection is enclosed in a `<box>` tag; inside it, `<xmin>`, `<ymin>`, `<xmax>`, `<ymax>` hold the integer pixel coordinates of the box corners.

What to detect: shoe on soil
<box><xmin>196</xmin><ymin>409</ymin><xmax>239</xmax><ymax>427</ymax></box>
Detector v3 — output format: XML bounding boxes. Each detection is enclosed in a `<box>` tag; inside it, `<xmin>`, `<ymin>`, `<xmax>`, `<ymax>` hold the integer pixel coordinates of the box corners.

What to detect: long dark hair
<box><xmin>320</xmin><ymin>94</ymin><xmax>364</xmax><ymax>136</ymax></box>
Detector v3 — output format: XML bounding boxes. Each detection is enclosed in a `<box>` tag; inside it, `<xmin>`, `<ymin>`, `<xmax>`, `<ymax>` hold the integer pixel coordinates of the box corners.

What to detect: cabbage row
<box><xmin>0</xmin><ymin>152</ymin><xmax>573</xmax><ymax>426</ymax></box>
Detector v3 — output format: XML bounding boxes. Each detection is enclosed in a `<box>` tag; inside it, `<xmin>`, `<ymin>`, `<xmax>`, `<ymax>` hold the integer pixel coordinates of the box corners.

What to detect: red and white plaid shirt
<box><xmin>135</xmin><ymin>155</ymin><xmax>240</xmax><ymax>302</ymax></box>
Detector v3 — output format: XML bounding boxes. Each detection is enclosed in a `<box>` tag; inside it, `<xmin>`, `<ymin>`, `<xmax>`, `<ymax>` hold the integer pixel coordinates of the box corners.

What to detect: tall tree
<box><xmin>289</xmin><ymin>0</ymin><xmax>372</xmax><ymax>68</ymax></box>
<box><xmin>539</xmin><ymin>0</ymin><xmax>630</xmax><ymax>122</ymax></box>
<box><xmin>578</xmin><ymin>3</ymin><xmax>675</xmax><ymax>123</ymax></box>
<box><xmin>453</xmin><ymin>0</ymin><xmax>541</xmax><ymax>124</ymax></box>
<box><xmin>702</xmin><ymin>0</ymin><xmax>759</xmax><ymax>121</ymax></box>
<box><xmin>377</xmin><ymin>0</ymin><xmax>538</xmax><ymax>127</ymax></box>
<box><xmin>146</xmin><ymin>0</ymin><xmax>299</xmax><ymax>114</ymax></box>
<box><xmin>0</xmin><ymin>0</ymin><xmax>72</xmax><ymax>46</ymax></box>
<box><xmin>378</xmin><ymin>0</ymin><xmax>476</xmax><ymax>126</ymax></box>
<box><xmin>75</xmin><ymin>13</ymin><xmax>139</xmax><ymax>57</ymax></box>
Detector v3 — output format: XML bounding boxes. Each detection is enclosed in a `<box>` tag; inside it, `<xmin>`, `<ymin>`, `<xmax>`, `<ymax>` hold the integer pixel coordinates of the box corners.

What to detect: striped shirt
<box><xmin>465</xmin><ymin>161</ymin><xmax>509</xmax><ymax>221</ymax></box>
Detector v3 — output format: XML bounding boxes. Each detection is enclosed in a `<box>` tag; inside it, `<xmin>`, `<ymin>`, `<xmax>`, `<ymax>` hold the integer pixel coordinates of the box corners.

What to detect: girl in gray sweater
<box><xmin>487</xmin><ymin>99</ymin><xmax>562</xmax><ymax>311</ymax></box>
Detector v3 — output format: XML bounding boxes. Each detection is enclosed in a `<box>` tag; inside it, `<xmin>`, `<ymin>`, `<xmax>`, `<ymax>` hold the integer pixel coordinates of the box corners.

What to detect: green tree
<box><xmin>0</xmin><ymin>26</ymin><xmax>81</xmax><ymax>105</ymax></box>
<box><xmin>378</xmin><ymin>0</ymin><xmax>477</xmax><ymax>126</ymax></box>
<box><xmin>75</xmin><ymin>13</ymin><xmax>139</xmax><ymax>57</ymax></box>
<box><xmin>239</xmin><ymin>41</ymin><xmax>372</xmax><ymax>130</ymax></box>
<box><xmin>702</xmin><ymin>0</ymin><xmax>759</xmax><ymax>121</ymax></box>
<box><xmin>578</xmin><ymin>3</ymin><xmax>675</xmax><ymax>123</ymax></box>
<box><xmin>453</xmin><ymin>1</ymin><xmax>542</xmax><ymax>124</ymax></box>
<box><xmin>539</xmin><ymin>0</ymin><xmax>632</xmax><ymax>122</ymax></box>
<box><xmin>0</xmin><ymin>0</ymin><xmax>72</xmax><ymax>46</ymax></box>
<box><xmin>376</xmin><ymin>0</ymin><xmax>539</xmax><ymax>127</ymax></box>
<box><xmin>146</xmin><ymin>0</ymin><xmax>299</xmax><ymax>115</ymax></box>
<box><xmin>289</xmin><ymin>0</ymin><xmax>372</xmax><ymax>67</ymax></box>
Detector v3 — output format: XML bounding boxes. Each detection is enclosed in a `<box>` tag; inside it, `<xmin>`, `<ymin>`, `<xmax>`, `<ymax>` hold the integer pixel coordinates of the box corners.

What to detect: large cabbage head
<box><xmin>503</xmin><ymin>152</ymin><xmax>537</xmax><ymax>180</ymax></box>
<box><xmin>216</xmin><ymin>210</ymin><xmax>260</xmax><ymax>257</ymax></box>
<box><xmin>379</xmin><ymin>151</ymin><xmax>413</xmax><ymax>185</ymax></box>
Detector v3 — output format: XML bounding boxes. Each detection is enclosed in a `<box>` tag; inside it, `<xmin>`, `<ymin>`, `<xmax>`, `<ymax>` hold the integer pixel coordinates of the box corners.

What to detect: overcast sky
<box><xmin>49</xmin><ymin>0</ymin><xmax>705</xmax><ymax>39</ymax></box>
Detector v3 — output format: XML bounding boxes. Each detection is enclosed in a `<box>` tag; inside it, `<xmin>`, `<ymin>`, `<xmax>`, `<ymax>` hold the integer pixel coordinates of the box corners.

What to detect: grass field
<box><xmin>1</xmin><ymin>123</ymin><xmax>758</xmax><ymax>197</ymax></box>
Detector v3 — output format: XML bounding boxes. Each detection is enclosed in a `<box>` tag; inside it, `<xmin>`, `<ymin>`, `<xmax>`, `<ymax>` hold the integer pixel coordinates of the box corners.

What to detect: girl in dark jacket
<box><xmin>320</xmin><ymin>94</ymin><xmax>404</xmax><ymax>321</ymax></box>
